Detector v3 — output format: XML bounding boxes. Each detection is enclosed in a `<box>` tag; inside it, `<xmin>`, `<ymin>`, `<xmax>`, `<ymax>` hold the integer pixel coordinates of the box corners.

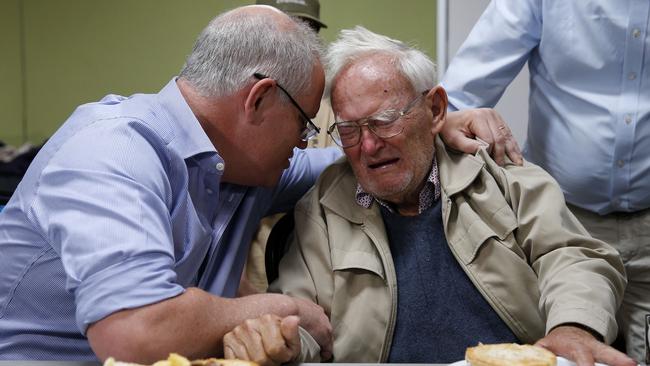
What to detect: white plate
<box><xmin>449</xmin><ymin>356</ymin><xmax>608</xmax><ymax>366</ymax></box>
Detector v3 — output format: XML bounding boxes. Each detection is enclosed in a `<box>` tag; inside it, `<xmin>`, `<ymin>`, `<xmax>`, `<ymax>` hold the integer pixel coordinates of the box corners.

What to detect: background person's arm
<box><xmin>439</xmin><ymin>0</ymin><xmax>542</xmax><ymax>166</ymax></box>
<box><xmin>441</xmin><ymin>0</ymin><xmax>541</xmax><ymax>112</ymax></box>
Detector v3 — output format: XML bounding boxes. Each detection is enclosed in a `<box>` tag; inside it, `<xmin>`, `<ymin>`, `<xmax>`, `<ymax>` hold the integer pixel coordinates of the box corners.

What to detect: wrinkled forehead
<box><xmin>331</xmin><ymin>57</ymin><xmax>415</xmax><ymax>120</ymax></box>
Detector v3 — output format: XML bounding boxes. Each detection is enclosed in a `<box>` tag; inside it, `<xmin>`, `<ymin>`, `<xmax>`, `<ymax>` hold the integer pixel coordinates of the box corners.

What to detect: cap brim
<box><xmin>292</xmin><ymin>13</ymin><xmax>327</xmax><ymax>28</ymax></box>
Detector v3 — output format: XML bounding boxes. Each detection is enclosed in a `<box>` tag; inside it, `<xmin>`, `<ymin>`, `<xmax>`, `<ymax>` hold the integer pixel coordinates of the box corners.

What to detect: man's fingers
<box><xmin>486</xmin><ymin>112</ymin><xmax>511</xmax><ymax>166</ymax></box>
<box><xmin>491</xmin><ymin>136</ymin><xmax>507</xmax><ymax>166</ymax></box>
<box><xmin>293</xmin><ymin>297</ymin><xmax>333</xmax><ymax>358</ymax></box>
<box><xmin>441</xmin><ymin>110</ymin><xmax>492</xmax><ymax>154</ymax></box>
<box><xmin>506</xmin><ymin>139</ymin><xmax>524</xmax><ymax>165</ymax></box>
<box><xmin>223</xmin><ymin>332</ymin><xmax>251</xmax><ymax>361</ymax></box>
<box><xmin>442</xmin><ymin>108</ymin><xmax>524</xmax><ymax>166</ymax></box>
<box><xmin>280</xmin><ymin>315</ymin><xmax>301</xmax><ymax>354</ymax></box>
<box><xmin>497</xmin><ymin>123</ymin><xmax>523</xmax><ymax>166</ymax></box>
<box><xmin>442</xmin><ymin>129</ymin><xmax>485</xmax><ymax>154</ymax></box>
<box><xmin>572</xmin><ymin>347</ymin><xmax>596</xmax><ymax>366</ymax></box>
<box><xmin>476</xmin><ymin>108</ymin><xmax>523</xmax><ymax>166</ymax></box>
<box><xmin>592</xmin><ymin>341</ymin><xmax>638</xmax><ymax>366</ymax></box>
<box><xmin>234</xmin><ymin>320</ymin><xmax>271</xmax><ymax>366</ymax></box>
<box><xmin>255</xmin><ymin>315</ymin><xmax>295</xmax><ymax>364</ymax></box>
<box><xmin>536</xmin><ymin>325</ymin><xmax>637</xmax><ymax>366</ymax></box>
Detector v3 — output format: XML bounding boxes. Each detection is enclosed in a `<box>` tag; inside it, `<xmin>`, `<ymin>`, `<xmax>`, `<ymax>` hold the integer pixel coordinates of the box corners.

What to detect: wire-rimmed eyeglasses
<box><xmin>326</xmin><ymin>90</ymin><xmax>429</xmax><ymax>148</ymax></box>
<box><xmin>253</xmin><ymin>73</ymin><xmax>320</xmax><ymax>141</ymax></box>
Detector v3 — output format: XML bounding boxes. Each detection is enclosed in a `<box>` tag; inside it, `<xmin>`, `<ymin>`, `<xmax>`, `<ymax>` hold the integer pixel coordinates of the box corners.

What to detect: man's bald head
<box><xmin>179</xmin><ymin>4</ymin><xmax>323</xmax><ymax>98</ymax></box>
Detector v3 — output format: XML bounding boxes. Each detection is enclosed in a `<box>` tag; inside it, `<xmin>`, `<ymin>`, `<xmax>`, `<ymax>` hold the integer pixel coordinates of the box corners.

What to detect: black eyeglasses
<box><xmin>253</xmin><ymin>73</ymin><xmax>320</xmax><ymax>141</ymax></box>
<box><xmin>327</xmin><ymin>90</ymin><xmax>429</xmax><ymax>148</ymax></box>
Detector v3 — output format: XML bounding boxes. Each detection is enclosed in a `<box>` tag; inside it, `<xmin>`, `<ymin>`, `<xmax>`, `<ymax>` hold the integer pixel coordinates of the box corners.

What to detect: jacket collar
<box><xmin>434</xmin><ymin>136</ymin><xmax>485</xmax><ymax>197</ymax></box>
<box><xmin>320</xmin><ymin>136</ymin><xmax>486</xmax><ymax>222</ymax></box>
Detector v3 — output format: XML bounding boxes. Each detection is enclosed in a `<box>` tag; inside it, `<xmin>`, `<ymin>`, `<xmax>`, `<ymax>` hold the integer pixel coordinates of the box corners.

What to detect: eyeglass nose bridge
<box><xmin>346</xmin><ymin>119</ymin><xmax>403</xmax><ymax>147</ymax></box>
<box><xmin>365</xmin><ymin>119</ymin><xmax>405</xmax><ymax>139</ymax></box>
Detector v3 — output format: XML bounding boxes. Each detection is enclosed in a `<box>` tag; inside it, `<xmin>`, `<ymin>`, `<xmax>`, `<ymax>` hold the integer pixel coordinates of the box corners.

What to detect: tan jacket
<box><xmin>270</xmin><ymin>138</ymin><xmax>626</xmax><ymax>362</ymax></box>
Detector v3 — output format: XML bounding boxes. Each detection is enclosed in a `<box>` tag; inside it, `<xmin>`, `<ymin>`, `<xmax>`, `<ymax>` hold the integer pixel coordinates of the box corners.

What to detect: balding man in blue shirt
<box><xmin>0</xmin><ymin>5</ymin><xmax>339</xmax><ymax>363</ymax></box>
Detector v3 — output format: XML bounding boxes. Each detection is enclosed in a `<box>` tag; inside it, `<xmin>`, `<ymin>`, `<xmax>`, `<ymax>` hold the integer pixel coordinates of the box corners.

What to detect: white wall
<box><xmin>438</xmin><ymin>0</ymin><xmax>529</xmax><ymax>145</ymax></box>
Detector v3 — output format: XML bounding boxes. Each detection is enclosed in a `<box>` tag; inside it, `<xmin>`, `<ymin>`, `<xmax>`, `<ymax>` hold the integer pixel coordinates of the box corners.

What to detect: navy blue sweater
<box><xmin>382</xmin><ymin>200</ymin><xmax>518</xmax><ymax>363</ymax></box>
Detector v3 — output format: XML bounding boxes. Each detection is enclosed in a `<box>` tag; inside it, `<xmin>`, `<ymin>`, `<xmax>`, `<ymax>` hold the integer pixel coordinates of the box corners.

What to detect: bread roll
<box><xmin>465</xmin><ymin>343</ymin><xmax>557</xmax><ymax>366</ymax></box>
<box><xmin>103</xmin><ymin>353</ymin><xmax>258</xmax><ymax>366</ymax></box>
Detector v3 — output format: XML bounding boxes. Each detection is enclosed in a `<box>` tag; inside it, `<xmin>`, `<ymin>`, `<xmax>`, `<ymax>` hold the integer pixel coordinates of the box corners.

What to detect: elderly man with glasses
<box><xmin>221</xmin><ymin>27</ymin><xmax>635</xmax><ymax>366</ymax></box>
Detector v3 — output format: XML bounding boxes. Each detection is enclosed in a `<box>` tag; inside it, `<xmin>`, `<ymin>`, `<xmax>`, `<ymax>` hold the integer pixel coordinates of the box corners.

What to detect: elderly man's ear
<box><xmin>427</xmin><ymin>86</ymin><xmax>448</xmax><ymax>134</ymax></box>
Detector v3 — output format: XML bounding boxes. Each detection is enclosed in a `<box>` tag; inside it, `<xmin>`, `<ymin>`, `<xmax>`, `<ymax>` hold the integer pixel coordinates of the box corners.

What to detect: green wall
<box><xmin>1</xmin><ymin>0</ymin><xmax>436</xmax><ymax>146</ymax></box>
<box><xmin>0</xmin><ymin>0</ymin><xmax>24</xmax><ymax>144</ymax></box>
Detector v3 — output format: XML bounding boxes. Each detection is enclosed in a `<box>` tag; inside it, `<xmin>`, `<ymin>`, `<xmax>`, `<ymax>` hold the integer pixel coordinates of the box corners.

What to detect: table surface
<box><xmin>0</xmin><ymin>363</ymin><xmax>450</xmax><ymax>366</ymax></box>
<box><xmin>0</xmin><ymin>362</ymin><xmax>646</xmax><ymax>366</ymax></box>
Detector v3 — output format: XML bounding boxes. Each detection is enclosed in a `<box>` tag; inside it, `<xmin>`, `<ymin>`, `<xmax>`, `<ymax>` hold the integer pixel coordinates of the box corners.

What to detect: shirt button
<box><xmin>632</xmin><ymin>28</ymin><xmax>641</xmax><ymax>38</ymax></box>
<box><xmin>206</xmin><ymin>188</ymin><xmax>214</xmax><ymax>195</ymax></box>
<box><xmin>216</xmin><ymin>162</ymin><xmax>225</xmax><ymax>171</ymax></box>
<box><xmin>628</xmin><ymin>72</ymin><xmax>637</xmax><ymax>80</ymax></box>
<box><xmin>624</xmin><ymin>114</ymin><xmax>632</xmax><ymax>124</ymax></box>
<box><xmin>617</xmin><ymin>160</ymin><xmax>625</xmax><ymax>168</ymax></box>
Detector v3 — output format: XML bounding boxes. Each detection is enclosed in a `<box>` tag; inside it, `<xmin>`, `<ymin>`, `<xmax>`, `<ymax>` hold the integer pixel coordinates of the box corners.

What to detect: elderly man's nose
<box><xmin>360</xmin><ymin>127</ymin><xmax>383</xmax><ymax>154</ymax></box>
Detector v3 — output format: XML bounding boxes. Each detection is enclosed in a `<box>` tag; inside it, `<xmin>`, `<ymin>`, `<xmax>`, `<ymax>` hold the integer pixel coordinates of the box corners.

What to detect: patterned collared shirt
<box><xmin>356</xmin><ymin>154</ymin><xmax>441</xmax><ymax>214</ymax></box>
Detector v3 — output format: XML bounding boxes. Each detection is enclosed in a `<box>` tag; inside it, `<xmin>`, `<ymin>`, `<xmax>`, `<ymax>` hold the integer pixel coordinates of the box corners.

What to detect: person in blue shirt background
<box><xmin>441</xmin><ymin>0</ymin><xmax>650</xmax><ymax>362</ymax></box>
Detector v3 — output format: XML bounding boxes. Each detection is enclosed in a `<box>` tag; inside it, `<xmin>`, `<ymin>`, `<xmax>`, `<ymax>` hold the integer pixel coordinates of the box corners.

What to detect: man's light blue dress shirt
<box><xmin>442</xmin><ymin>0</ymin><xmax>650</xmax><ymax>215</ymax></box>
<box><xmin>0</xmin><ymin>79</ymin><xmax>340</xmax><ymax>360</ymax></box>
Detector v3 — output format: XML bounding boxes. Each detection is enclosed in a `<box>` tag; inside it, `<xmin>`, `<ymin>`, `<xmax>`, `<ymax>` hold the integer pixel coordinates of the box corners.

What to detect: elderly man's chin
<box><xmin>359</xmin><ymin>172</ymin><xmax>415</xmax><ymax>203</ymax></box>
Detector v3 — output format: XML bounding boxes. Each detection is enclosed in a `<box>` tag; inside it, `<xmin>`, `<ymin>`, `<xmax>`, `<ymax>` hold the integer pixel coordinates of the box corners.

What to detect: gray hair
<box><xmin>179</xmin><ymin>8</ymin><xmax>323</xmax><ymax>98</ymax></box>
<box><xmin>325</xmin><ymin>26</ymin><xmax>436</xmax><ymax>98</ymax></box>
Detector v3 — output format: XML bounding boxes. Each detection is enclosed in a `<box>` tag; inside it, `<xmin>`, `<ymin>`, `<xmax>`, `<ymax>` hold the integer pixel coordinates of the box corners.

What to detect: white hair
<box><xmin>325</xmin><ymin>26</ymin><xmax>437</xmax><ymax>98</ymax></box>
<box><xmin>179</xmin><ymin>8</ymin><xmax>323</xmax><ymax>98</ymax></box>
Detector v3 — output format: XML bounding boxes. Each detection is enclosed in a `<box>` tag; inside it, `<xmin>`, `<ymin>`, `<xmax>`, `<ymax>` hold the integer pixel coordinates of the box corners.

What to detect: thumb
<box><xmin>280</xmin><ymin>315</ymin><xmax>301</xmax><ymax>356</ymax></box>
<box><xmin>533</xmin><ymin>338</ymin><xmax>549</xmax><ymax>349</ymax></box>
<box><xmin>448</xmin><ymin>134</ymin><xmax>485</xmax><ymax>154</ymax></box>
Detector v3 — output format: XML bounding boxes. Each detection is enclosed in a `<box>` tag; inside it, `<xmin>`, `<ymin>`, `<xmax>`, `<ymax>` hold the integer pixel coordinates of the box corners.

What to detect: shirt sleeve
<box><xmin>27</xmin><ymin>122</ymin><xmax>185</xmax><ymax>334</ymax></box>
<box><xmin>267</xmin><ymin>146</ymin><xmax>342</xmax><ymax>214</ymax></box>
<box><xmin>441</xmin><ymin>0</ymin><xmax>542</xmax><ymax>111</ymax></box>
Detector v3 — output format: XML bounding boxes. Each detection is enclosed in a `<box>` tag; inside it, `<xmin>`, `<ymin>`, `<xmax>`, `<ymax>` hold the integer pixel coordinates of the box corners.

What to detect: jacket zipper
<box><xmin>365</xmin><ymin>223</ymin><xmax>398</xmax><ymax>362</ymax></box>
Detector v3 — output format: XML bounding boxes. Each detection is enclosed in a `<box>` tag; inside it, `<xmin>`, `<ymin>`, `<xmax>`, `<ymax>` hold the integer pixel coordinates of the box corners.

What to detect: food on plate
<box><xmin>103</xmin><ymin>353</ymin><xmax>259</xmax><ymax>366</ymax></box>
<box><xmin>465</xmin><ymin>343</ymin><xmax>557</xmax><ymax>366</ymax></box>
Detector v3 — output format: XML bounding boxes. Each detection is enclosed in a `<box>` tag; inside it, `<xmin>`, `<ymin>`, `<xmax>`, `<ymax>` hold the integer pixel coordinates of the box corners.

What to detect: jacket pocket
<box><xmin>450</xmin><ymin>203</ymin><xmax>518</xmax><ymax>265</ymax></box>
<box><xmin>331</xmin><ymin>248</ymin><xmax>385</xmax><ymax>280</ymax></box>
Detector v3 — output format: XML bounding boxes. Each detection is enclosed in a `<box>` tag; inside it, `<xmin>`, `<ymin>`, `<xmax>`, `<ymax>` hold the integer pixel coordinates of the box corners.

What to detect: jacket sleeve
<box><xmin>267</xmin><ymin>185</ymin><xmax>335</xmax><ymax>362</ymax></box>
<box><xmin>442</xmin><ymin>0</ymin><xmax>542</xmax><ymax>111</ymax></box>
<box><xmin>489</xmin><ymin>154</ymin><xmax>626</xmax><ymax>343</ymax></box>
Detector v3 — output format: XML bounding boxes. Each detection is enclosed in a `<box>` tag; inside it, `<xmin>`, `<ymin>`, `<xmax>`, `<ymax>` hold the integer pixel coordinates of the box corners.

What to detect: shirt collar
<box><xmin>355</xmin><ymin>154</ymin><xmax>441</xmax><ymax>214</ymax></box>
<box><xmin>157</xmin><ymin>77</ymin><xmax>217</xmax><ymax>160</ymax></box>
